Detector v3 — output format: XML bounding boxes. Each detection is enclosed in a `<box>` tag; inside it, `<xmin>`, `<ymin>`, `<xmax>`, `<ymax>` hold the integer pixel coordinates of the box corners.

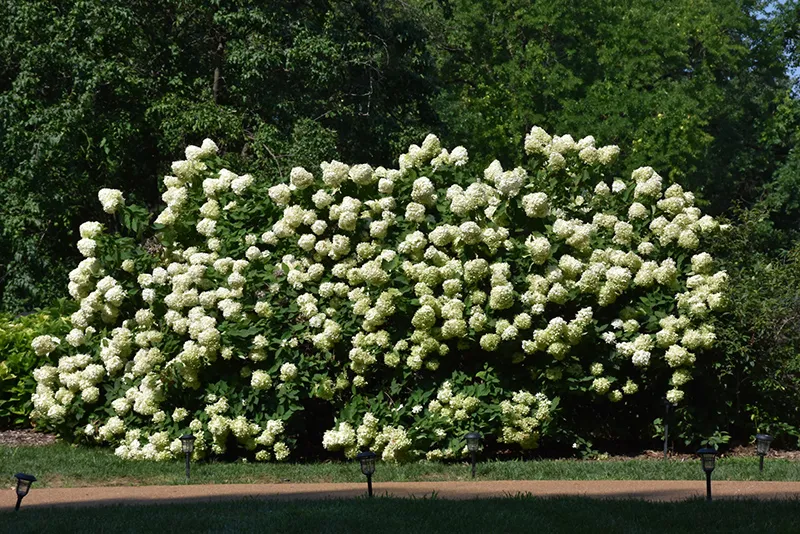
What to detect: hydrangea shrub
<box><xmin>30</xmin><ymin>127</ymin><xmax>725</xmax><ymax>462</ymax></box>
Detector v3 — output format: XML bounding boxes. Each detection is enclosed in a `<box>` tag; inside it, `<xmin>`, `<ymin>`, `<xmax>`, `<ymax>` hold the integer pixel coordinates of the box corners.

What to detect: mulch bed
<box><xmin>0</xmin><ymin>429</ymin><xmax>58</xmax><ymax>446</ymax></box>
<box><xmin>2</xmin><ymin>430</ymin><xmax>798</xmax><ymax>461</ymax></box>
<box><xmin>621</xmin><ymin>446</ymin><xmax>800</xmax><ymax>462</ymax></box>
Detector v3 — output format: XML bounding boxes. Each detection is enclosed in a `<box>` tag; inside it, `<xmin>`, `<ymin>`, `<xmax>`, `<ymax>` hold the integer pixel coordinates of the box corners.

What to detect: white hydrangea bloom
<box><xmin>231</xmin><ymin>174</ymin><xmax>254</xmax><ymax>195</ymax></box>
<box><xmin>32</xmin><ymin>335</ymin><xmax>61</xmax><ymax>356</ymax></box>
<box><xmin>349</xmin><ymin>164</ymin><xmax>375</xmax><ymax>186</ymax></box>
<box><xmin>98</xmin><ymin>188</ymin><xmax>125</xmax><ymax>214</ymax></box>
<box><xmin>290</xmin><ymin>167</ymin><xmax>315</xmax><ymax>190</ymax></box>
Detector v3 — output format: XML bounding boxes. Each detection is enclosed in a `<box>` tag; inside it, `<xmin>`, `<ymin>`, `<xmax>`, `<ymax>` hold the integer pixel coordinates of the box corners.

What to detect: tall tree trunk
<box><xmin>213</xmin><ymin>41</ymin><xmax>224</xmax><ymax>104</ymax></box>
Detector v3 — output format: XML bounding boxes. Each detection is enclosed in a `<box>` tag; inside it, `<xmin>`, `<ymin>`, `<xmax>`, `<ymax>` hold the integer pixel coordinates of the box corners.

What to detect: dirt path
<box><xmin>4</xmin><ymin>480</ymin><xmax>800</xmax><ymax>511</ymax></box>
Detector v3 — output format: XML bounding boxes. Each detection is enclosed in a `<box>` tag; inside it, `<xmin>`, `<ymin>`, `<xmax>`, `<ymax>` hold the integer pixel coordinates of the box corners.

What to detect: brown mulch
<box><xmin>726</xmin><ymin>445</ymin><xmax>800</xmax><ymax>461</ymax></box>
<box><xmin>0</xmin><ymin>429</ymin><xmax>58</xmax><ymax>447</ymax></box>
<box><xmin>2</xmin><ymin>430</ymin><xmax>799</xmax><ymax>461</ymax></box>
<box><xmin>614</xmin><ymin>446</ymin><xmax>800</xmax><ymax>462</ymax></box>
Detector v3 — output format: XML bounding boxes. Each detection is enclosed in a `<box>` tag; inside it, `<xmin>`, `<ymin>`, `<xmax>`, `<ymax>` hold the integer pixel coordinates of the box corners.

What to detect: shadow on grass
<box><xmin>4</xmin><ymin>493</ymin><xmax>800</xmax><ymax>534</ymax></box>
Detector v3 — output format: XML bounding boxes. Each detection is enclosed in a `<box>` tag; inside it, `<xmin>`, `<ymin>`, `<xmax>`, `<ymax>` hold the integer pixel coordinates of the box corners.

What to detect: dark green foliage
<box><xmin>0</xmin><ymin>0</ymin><xmax>437</xmax><ymax>312</ymax></box>
<box><xmin>694</xmin><ymin>207</ymin><xmax>800</xmax><ymax>448</ymax></box>
<box><xmin>417</xmin><ymin>0</ymin><xmax>794</xmax><ymax>210</ymax></box>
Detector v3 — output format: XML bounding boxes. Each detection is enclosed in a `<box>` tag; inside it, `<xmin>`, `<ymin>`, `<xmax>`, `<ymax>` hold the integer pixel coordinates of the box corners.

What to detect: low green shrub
<box><xmin>0</xmin><ymin>301</ymin><xmax>74</xmax><ymax>428</ymax></box>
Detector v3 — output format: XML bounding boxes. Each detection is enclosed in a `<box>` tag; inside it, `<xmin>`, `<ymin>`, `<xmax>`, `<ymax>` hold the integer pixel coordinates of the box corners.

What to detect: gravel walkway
<box><xmin>4</xmin><ymin>480</ymin><xmax>800</xmax><ymax>511</ymax></box>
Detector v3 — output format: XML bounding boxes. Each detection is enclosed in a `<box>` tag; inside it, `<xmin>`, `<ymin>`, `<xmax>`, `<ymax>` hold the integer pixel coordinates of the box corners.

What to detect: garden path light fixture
<box><xmin>14</xmin><ymin>473</ymin><xmax>36</xmax><ymax>511</ymax></box>
<box><xmin>465</xmin><ymin>432</ymin><xmax>481</xmax><ymax>478</ymax></box>
<box><xmin>356</xmin><ymin>450</ymin><xmax>377</xmax><ymax>497</ymax></box>
<box><xmin>755</xmin><ymin>434</ymin><xmax>773</xmax><ymax>472</ymax></box>
<box><xmin>180</xmin><ymin>434</ymin><xmax>196</xmax><ymax>480</ymax></box>
<box><xmin>696</xmin><ymin>447</ymin><xmax>717</xmax><ymax>501</ymax></box>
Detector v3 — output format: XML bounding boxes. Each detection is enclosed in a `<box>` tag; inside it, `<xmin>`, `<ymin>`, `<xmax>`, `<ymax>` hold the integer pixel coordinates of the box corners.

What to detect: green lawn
<box><xmin>2</xmin><ymin>443</ymin><xmax>799</xmax><ymax>487</ymax></box>
<box><xmin>3</xmin><ymin>496</ymin><xmax>800</xmax><ymax>534</ymax></box>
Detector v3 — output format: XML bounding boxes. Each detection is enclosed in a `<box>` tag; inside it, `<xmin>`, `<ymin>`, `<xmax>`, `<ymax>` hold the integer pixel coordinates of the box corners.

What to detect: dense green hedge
<box><xmin>26</xmin><ymin>127</ymin><xmax>732</xmax><ymax>461</ymax></box>
<box><xmin>698</xmin><ymin>208</ymin><xmax>800</xmax><ymax>449</ymax></box>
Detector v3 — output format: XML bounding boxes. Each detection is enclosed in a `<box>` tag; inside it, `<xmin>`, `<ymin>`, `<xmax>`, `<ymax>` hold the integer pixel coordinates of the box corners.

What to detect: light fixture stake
<box><xmin>13</xmin><ymin>473</ymin><xmax>36</xmax><ymax>511</ymax></box>
<box><xmin>755</xmin><ymin>434</ymin><xmax>773</xmax><ymax>472</ymax></box>
<box><xmin>465</xmin><ymin>432</ymin><xmax>481</xmax><ymax>478</ymax></box>
<box><xmin>180</xmin><ymin>434</ymin><xmax>196</xmax><ymax>481</ymax></box>
<box><xmin>356</xmin><ymin>451</ymin><xmax>377</xmax><ymax>498</ymax></box>
<box><xmin>697</xmin><ymin>447</ymin><xmax>717</xmax><ymax>502</ymax></box>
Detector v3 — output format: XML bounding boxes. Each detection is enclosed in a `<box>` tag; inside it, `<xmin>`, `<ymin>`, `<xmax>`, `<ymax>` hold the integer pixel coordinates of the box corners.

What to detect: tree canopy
<box><xmin>0</xmin><ymin>0</ymin><xmax>437</xmax><ymax>311</ymax></box>
<box><xmin>420</xmin><ymin>0</ymin><xmax>794</xmax><ymax>208</ymax></box>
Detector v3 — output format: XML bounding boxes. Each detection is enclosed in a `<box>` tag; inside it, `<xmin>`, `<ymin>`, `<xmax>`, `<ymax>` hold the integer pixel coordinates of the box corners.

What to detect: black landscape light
<box><xmin>697</xmin><ymin>447</ymin><xmax>717</xmax><ymax>501</ymax></box>
<box><xmin>14</xmin><ymin>473</ymin><xmax>36</xmax><ymax>511</ymax></box>
<box><xmin>180</xmin><ymin>434</ymin><xmax>196</xmax><ymax>480</ymax></box>
<box><xmin>356</xmin><ymin>450</ymin><xmax>377</xmax><ymax>497</ymax></box>
<box><xmin>465</xmin><ymin>432</ymin><xmax>481</xmax><ymax>478</ymax></box>
<box><xmin>755</xmin><ymin>434</ymin><xmax>773</xmax><ymax>472</ymax></box>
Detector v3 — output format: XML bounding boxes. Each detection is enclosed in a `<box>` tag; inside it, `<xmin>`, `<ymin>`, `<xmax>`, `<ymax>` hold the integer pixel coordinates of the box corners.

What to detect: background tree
<box><xmin>0</xmin><ymin>0</ymin><xmax>437</xmax><ymax>312</ymax></box>
<box><xmin>413</xmin><ymin>0</ymin><xmax>794</xmax><ymax>211</ymax></box>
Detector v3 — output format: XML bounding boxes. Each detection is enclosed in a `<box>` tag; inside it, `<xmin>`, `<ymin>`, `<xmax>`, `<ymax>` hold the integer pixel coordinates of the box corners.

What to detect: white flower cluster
<box><xmin>428</xmin><ymin>381</ymin><xmax>480</xmax><ymax>423</ymax></box>
<box><xmin>254</xmin><ymin>419</ymin><xmax>291</xmax><ymax>462</ymax></box>
<box><xmin>372</xmin><ymin>425</ymin><xmax>412</xmax><ymax>462</ymax></box>
<box><xmin>33</xmin><ymin>125</ymin><xmax>725</xmax><ymax>463</ymax></box>
<box><xmin>499</xmin><ymin>391</ymin><xmax>552</xmax><ymax>449</ymax></box>
<box><xmin>322</xmin><ymin>421</ymin><xmax>358</xmax><ymax>458</ymax></box>
<box><xmin>524</xmin><ymin>128</ymin><xmax>620</xmax><ymax>167</ymax></box>
<box><xmin>322</xmin><ymin>413</ymin><xmax>412</xmax><ymax>462</ymax></box>
<box><xmin>98</xmin><ymin>188</ymin><xmax>125</xmax><ymax>214</ymax></box>
<box><xmin>31</xmin><ymin>335</ymin><xmax>60</xmax><ymax>356</ymax></box>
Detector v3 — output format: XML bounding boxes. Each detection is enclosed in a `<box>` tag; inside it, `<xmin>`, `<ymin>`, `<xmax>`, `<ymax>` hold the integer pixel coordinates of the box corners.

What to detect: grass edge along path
<box><xmin>3</xmin><ymin>495</ymin><xmax>800</xmax><ymax>534</ymax></box>
<box><xmin>3</xmin><ymin>443</ymin><xmax>800</xmax><ymax>488</ymax></box>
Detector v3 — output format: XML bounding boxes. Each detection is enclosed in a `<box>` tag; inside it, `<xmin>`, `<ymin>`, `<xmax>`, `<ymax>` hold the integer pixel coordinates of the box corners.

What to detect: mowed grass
<box><xmin>2</xmin><ymin>443</ymin><xmax>799</xmax><ymax>487</ymax></box>
<box><xmin>3</xmin><ymin>496</ymin><xmax>800</xmax><ymax>534</ymax></box>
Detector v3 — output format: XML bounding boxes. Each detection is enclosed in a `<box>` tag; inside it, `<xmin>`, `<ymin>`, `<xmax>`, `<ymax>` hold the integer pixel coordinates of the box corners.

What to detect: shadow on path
<box><xmin>4</xmin><ymin>480</ymin><xmax>800</xmax><ymax>511</ymax></box>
